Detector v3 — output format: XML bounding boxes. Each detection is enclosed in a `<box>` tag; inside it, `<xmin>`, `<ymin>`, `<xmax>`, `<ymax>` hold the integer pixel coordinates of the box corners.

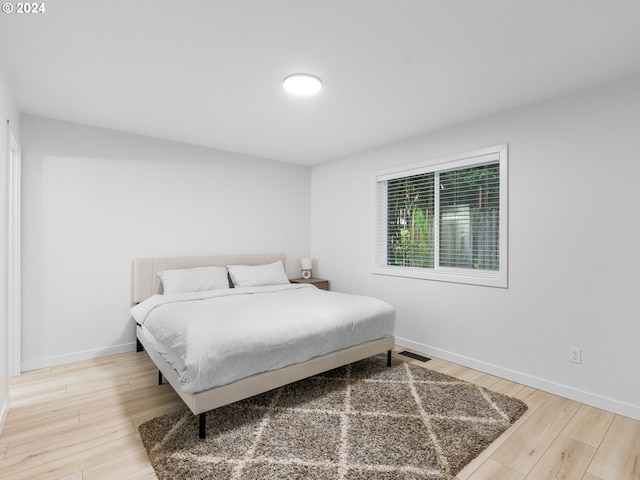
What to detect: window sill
<box><xmin>373</xmin><ymin>265</ymin><xmax>507</xmax><ymax>288</ymax></box>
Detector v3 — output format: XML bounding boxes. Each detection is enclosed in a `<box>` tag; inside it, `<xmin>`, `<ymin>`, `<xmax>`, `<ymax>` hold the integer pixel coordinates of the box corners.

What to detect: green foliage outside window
<box><xmin>388</xmin><ymin>174</ymin><xmax>434</xmax><ymax>268</ymax></box>
<box><xmin>387</xmin><ymin>163</ymin><xmax>499</xmax><ymax>271</ymax></box>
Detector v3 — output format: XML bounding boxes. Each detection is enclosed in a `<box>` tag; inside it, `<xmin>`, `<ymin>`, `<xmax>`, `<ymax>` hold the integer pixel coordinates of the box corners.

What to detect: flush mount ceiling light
<box><xmin>283</xmin><ymin>73</ymin><xmax>322</xmax><ymax>96</ymax></box>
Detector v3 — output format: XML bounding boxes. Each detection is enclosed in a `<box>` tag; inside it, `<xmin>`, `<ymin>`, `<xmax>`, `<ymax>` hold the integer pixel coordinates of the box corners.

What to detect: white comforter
<box><xmin>131</xmin><ymin>284</ymin><xmax>395</xmax><ymax>393</ymax></box>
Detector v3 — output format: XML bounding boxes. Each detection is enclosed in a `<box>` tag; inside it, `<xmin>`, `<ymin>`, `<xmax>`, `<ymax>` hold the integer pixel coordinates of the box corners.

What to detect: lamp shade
<box><xmin>300</xmin><ymin>258</ymin><xmax>312</xmax><ymax>270</ymax></box>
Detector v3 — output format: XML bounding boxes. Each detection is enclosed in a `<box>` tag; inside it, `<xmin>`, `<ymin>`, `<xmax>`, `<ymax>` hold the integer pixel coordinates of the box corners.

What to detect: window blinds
<box><xmin>438</xmin><ymin>163</ymin><xmax>500</xmax><ymax>270</ymax></box>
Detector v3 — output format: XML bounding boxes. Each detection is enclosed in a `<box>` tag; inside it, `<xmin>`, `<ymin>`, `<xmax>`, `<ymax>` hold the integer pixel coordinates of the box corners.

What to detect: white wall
<box><xmin>0</xmin><ymin>64</ymin><xmax>20</xmax><ymax>432</ymax></box>
<box><xmin>21</xmin><ymin>115</ymin><xmax>311</xmax><ymax>370</ymax></box>
<box><xmin>311</xmin><ymin>74</ymin><xmax>640</xmax><ymax>420</ymax></box>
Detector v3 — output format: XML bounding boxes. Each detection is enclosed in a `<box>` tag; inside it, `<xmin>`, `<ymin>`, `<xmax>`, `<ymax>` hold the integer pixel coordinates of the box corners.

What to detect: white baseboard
<box><xmin>396</xmin><ymin>336</ymin><xmax>640</xmax><ymax>421</ymax></box>
<box><xmin>20</xmin><ymin>342</ymin><xmax>138</xmax><ymax>372</ymax></box>
<box><xmin>0</xmin><ymin>397</ymin><xmax>8</xmax><ymax>436</ymax></box>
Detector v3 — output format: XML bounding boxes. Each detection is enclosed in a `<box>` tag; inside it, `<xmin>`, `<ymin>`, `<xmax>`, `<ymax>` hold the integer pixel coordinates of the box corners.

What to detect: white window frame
<box><xmin>374</xmin><ymin>144</ymin><xmax>508</xmax><ymax>288</ymax></box>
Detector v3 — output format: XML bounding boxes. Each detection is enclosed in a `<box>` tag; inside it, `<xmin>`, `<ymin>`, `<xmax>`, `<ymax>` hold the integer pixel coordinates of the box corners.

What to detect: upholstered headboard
<box><xmin>131</xmin><ymin>254</ymin><xmax>286</xmax><ymax>304</ymax></box>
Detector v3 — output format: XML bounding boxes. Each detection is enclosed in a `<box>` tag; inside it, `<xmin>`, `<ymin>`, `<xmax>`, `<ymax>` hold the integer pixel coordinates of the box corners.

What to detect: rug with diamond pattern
<box><xmin>138</xmin><ymin>354</ymin><xmax>527</xmax><ymax>480</ymax></box>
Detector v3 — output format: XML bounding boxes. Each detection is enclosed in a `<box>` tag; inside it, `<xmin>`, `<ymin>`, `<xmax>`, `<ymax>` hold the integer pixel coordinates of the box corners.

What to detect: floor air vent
<box><xmin>398</xmin><ymin>351</ymin><xmax>431</xmax><ymax>362</ymax></box>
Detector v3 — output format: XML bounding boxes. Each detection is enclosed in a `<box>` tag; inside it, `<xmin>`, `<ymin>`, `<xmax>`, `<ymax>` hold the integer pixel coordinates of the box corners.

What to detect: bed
<box><xmin>131</xmin><ymin>254</ymin><xmax>396</xmax><ymax>438</ymax></box>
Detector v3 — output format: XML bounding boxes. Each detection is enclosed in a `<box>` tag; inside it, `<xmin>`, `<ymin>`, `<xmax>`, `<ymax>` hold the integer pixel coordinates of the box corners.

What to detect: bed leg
<box><xmin>387</xmin><ymin>350</ymin><xmax>392</xmax><ymax>367</ymax></box>
<box><xmin>158</xmin><ymin>371</ymin><xmax>163</xmax><ymax>385</ymax></box>
<box><xmin>199</xmin><ymin>413</ymin><xmax>206</xmax><ymax>439</ymax></box>
<box><xmin>136</xmin><ymin>338</ymin><xmax>144</xmax><ymax>352</ymax></box>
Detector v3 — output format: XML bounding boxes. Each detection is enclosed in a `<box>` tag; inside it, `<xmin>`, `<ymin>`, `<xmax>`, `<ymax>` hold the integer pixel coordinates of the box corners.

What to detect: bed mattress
<box><xmin>131</xmin><ymin>283</ymin><xmax>395</xmax><ymax>393</ymax></box>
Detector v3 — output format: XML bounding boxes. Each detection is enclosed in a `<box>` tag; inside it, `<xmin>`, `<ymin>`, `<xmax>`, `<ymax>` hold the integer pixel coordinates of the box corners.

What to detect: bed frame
<box><xmin>132</xmin><ymin>254</ymin><xmax>395</xmax><ymax>439</ymax></box>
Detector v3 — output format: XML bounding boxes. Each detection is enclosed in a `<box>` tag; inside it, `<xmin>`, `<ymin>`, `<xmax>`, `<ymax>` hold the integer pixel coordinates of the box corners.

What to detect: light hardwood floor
<box><xmin>1</xmin><ymin>348</ymin><xmax>638</xmax><ymax>479</ymax></box>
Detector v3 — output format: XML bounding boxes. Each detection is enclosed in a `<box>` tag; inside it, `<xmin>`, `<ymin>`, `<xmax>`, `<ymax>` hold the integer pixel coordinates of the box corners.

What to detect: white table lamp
<box><xmin>301</xmin><ymin>258</ymin><xmax>313</xmax><ymax>279</ymax></box>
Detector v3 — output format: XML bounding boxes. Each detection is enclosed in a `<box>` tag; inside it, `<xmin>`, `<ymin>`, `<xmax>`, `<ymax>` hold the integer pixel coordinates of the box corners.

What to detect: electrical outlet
<box><xmin>569</xmin><ymin>346</ymin><xmax>582</xmax><ymax>364</ymax></box>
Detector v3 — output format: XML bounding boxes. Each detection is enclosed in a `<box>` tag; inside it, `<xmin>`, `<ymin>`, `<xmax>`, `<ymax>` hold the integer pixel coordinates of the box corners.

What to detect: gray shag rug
<box><xmin>138</xmin><ymin>354</ymin><xmax>527</xmax><ymax>480</ymax></box>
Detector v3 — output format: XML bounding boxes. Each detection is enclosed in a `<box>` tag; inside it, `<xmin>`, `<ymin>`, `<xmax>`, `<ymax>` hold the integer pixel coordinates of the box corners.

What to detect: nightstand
<box><xmin>290</xmin><ymin>278</ymin><xmax>330</xmax><ymax>291</ymax></box>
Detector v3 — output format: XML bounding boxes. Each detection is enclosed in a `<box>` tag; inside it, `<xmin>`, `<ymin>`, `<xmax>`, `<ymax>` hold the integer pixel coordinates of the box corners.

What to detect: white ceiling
<box><xmin>1</xmin><ymin>1</ymin><xmax>639</xmax><ymax>165</ymax></box>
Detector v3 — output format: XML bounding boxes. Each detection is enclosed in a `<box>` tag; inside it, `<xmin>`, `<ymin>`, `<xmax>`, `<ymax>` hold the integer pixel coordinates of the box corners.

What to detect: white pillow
<box><xmin>157</xmin><ymin>266</ymin><xmax>230</xmax><ymax>295</ymax></box>
<box><xmin>227</xmin><ymin>260</ymin><xmax>289</xmax><ymax>287</ymax></box>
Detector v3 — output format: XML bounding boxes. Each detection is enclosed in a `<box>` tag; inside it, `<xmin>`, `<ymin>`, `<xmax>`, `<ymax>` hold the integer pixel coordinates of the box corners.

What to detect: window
<box><xmin>375</xmin><ymin>144</ymin><xmax>508</xmax><ymax>287</ymax></box>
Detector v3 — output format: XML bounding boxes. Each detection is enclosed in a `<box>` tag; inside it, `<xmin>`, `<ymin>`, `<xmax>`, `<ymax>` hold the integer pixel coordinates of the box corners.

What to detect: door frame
<box><xmin>7</xmin><ymin>128</ymin><xmax>21</xmax><ymax>377</ymax></box>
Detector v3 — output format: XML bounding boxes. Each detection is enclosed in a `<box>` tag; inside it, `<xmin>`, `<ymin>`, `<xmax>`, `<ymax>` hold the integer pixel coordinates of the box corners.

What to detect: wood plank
<box><xmin>587</xmin><ymin>415</ymin><xmax>640</xmax><ymax>480</ymax></box>
<box><xmin>8</xmin><ymin>383</ymin><xmax>69</xmax><ymax>408</ymax></box>
<box><xmin>491</xmin><ymin>394</ymin><xmax>581</xmax><ymax>475</ymax></box>
<box><xmin>7</xmin><ymin>383</ymin><xmax>140</xmax><ymax>423</ymax></box>
<box><xmin>1</xmin><ymin>411</ymin><xmax>79</xmax><ymax>444</ymax></box>
<box><xmin>524</xmin><ymin>434</ymin><xmax>596</xmax><ymax>480</ymax></box>
<box><xmin>461</xmin><ymin>458</ymin><xmax>525</xmax><ymax>480</ymax></box>
<box><xmin>456</xmin><ymin>369</ymin><xmax>502</xmax><ymax>389</ymax></box>
<box><xmin>513</xmin><ymin>386</ymin><xmax>550</xmax><ymax>412</ymax></box>
<box><xmin>77</xmin><ymin>386</ymin><xmax>180</xmax><ymax>423</ymax></box>
<box><xmin>581</xmin><ymin>473</ymin><xmax>604</xmax><ymax>480</ymax></box>
<box><xmin>8</xmin><ymin>367</ymin><xmax>52</xmax><ymax>386</ymax></box>
<box><xmin>488</xmin><ymin>378</ymin><xmax>526</xmax><ymax>398</ymax></box>
<box><xmin>563</xmin><ymin>404</ymin><xmax>615</xmax><ymax>448</ymax></box>
<box><xmin>0</xmin><ymin>421</ymin><xmax>138</xmax><ymax>478</ymax></box>
<box><xmin>129</xmin><ymin>400</ymin><xmax>185</xmax><ymax>429</ymax></box>
<box><xmin>82</xmin><ymin>446</ymin><xmax>154</xmax><ymax>480</ymax></box>
<box><xmin>57</xmin><ymin>474</ymin><xmax>83</xmax><ymax>480</ymax></box>
<box><xmin>5</xmin><ymin>419</ymin><xmax>136</xmax><ymax>459</ymax></box>
<box><xmin>5</xmin><ymin>433</ymin><xmax>145</xmax><ymax>480</ymax></box>
<box><xmin>118</xmin><ymin>469</ymin><xmax>158</xmax><ymax>480</ymax></box>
